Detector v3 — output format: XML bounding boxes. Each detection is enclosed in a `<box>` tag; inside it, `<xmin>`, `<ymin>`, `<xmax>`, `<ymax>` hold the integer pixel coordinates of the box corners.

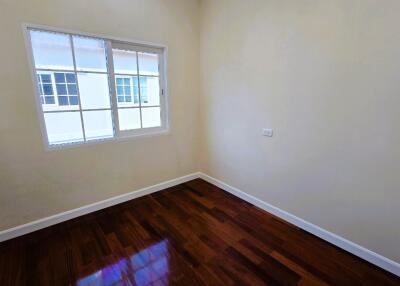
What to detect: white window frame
<box><xmin>23</xmin><ymin>23</ymin><xmax>169</xmax><ymax>150</ymax></box>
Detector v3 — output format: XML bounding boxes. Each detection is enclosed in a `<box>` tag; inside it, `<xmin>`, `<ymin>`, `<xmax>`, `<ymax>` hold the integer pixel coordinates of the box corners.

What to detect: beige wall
<box><xmin>200</xmin><ymin>0</ymin><xmax>400</xmax><ymax>262</ymax></box>
<box><xmin>1</xmin><ymin>0</ymin><xmax>400</xmax><ymax>265</ymax></box>
<box><xmin>0</xmin><ymin>0</ymin><xmax>200</xmax><ymax>229</ymax></box>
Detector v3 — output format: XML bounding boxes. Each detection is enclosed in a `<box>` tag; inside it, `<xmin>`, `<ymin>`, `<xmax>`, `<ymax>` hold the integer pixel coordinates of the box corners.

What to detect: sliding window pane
<box><xmin>118</xmin><ymin>108</ymin><xmax>141</xmax><ymax>131</ymax></box>
<box><xmin>30</xmin><ymin>30</ymin><xmax>74</xmax><ymax>70</ymax></box>
<box><xmin>138</xmin><ymin>52</ymin><xmax>159</xmax><ymax>76</ymax></box>
<box><xmin>73</xmin><ymin>36</ymin><xmax>107</xmax><ymax>72</ymax></box>
<box><xmin>83</xmin><ymin>110</ymin><xmax>114</xmax><ymax>140</ymax></box>
<box><xmin>78</xmin><ymin>73</ymin><xmax>111</xmax><ymax>109</ymax></box>
<box><xmin>44</xmin><ymin>112</ymin><xmax>83</xmax><ymax>145</ymax></box>
<box><xmin>142</xmin><ymin>107</ymin><xmax>161</xmax><ymax>128</ymax></box>
<box><xmin>140</xmin><ymin>76</ymin><xmax>160</xmax><ymax>106</ymax></box>
<box><xmin>113</xmin><ymin>49</ymin><xmax>138</xmax><ymax>75</ymax></box>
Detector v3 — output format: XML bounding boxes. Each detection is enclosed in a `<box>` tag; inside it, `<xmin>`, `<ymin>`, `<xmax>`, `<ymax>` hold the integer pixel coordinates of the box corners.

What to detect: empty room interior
<box><xmin>1</xmin><ymin>0</ymin><xmax>400</xmax><ymax>285</ymax></box>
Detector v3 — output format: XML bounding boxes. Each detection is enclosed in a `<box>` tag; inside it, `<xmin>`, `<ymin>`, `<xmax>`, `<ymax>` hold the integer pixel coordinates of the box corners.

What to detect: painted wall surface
<box><xmin>199</xmin><ymin>0</ymin><xmax>400</xmax><ymax>262</ymax></box>
<box><xmin>1</xmin><ymin>0</ymin><xmax>400</xmax><ymax>266</ymax></box>
<box><xmin>0</xmin><ymin>0</ymin><xmax>200</xmax><ymax>229</ymax></box>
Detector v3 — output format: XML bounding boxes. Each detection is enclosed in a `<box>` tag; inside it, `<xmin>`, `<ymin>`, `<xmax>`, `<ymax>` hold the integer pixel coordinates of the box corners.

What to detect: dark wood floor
<box><xmin>0</xmin><ymin>179</ymin><xmax>399</xmax><ymax>286</ymax></box>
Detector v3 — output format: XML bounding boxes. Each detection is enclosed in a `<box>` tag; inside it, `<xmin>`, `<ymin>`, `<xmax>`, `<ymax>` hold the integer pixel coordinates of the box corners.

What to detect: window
<box><xmin>26</xmin><ymin>26</ymin><xmax>167</xmax><ymax>148</ymax></box>
<box><xmin>54</xmin><ymin>72</ymin><xmax>79</xmax><ymax>106</ymax></box>
<box><xmin>37</xmin><ymin>73</ymin><xmax>55</xmax><ymax>105</ymax></box>
<box><xmin>116</xmin><ymin>76</ymin><xmax>135</xmax><ymax>103</ymax></box>
<box><xmin>139</xmin><ymin>77</ymin><xmax>149</xmax><ymax>104</ymax></box>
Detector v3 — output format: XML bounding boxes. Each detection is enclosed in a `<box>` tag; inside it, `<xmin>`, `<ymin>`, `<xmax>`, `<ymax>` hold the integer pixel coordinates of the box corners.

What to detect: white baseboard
<box><xmin>199</xmin><ymin>172</ymin><xmax>400</xmax><ymax>277</ymax></box>
<box><xmin>1</xmin><ymin>171</ymin><xmax>399</xmax><ymax>277</ymax></box>
<box><xmin>0</xmin><ymin>172</ymin><xmax>201</xmax><ymax>243</ymax></box>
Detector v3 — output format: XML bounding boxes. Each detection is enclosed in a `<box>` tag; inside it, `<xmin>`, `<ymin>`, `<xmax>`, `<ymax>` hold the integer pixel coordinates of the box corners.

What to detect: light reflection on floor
<box><xmin>77</xmin><ymin>239</ymin><xmax>169</xmax><ymax>286</ymax></box>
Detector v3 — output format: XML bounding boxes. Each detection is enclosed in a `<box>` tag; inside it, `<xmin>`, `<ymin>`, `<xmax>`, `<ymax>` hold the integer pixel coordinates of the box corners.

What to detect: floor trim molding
<box><xmin>1</xmin><ymin>171</ymin><xmax>399</xmax><ymax>277</ymax></box>
<box><xmin>199</xmin><ymin>172</ymin><xmax>400</xmax><ymax>277</ymax></box>
<box><xmin>0</xmin><ymin>172</ymin><xmax>201</xmax><ymax>243</ymax></box>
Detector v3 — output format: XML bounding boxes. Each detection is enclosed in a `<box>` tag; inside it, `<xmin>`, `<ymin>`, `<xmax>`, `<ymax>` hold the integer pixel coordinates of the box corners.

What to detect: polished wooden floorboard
<box><xmin>0</xmin><ymin>179</ymin><xmax>399</xmax><ymax>285</ymax></box>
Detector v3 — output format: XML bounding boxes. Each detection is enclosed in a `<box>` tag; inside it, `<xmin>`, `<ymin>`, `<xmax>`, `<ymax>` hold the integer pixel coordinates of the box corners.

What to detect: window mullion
<box><xmin>136</xmin><ymin>52</ymin><xmax>143</xmax><ymax>128</ymax></box>
<box><xmin>158</xmin><ymin>52</ymin><xmax>166</xmax><ymax>129</ymax></box>
<box><xmin>106</xmin><ymin>40</ymin><xmax>120</xmax><ymax>137</ymax></box>
<box><xmin>69</xmin><ymin>35</ymin><xmax>86</xmax><ymax>142</ymax></box>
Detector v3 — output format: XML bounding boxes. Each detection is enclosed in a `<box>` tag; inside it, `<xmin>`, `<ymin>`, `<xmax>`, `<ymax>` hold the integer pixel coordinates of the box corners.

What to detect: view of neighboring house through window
<box><xmin>27</xmin><ymin>27</ymin><xmax>166</xmax><ymax>147</ymax></box>
<box><xmin>112</xmin><ymin>48</ymin><xmax>161</xmax><ymax>130</ymax></box>
<box><xmin>38</xmin><ymin>72</ymin><xmax>79</xmax><ymax>107</ymax></box>
<box><xmin>54</xmin><ymin>72</ymin><xmax>78</xmax><ymax>106</ymax></box>
<box><xmin>37</xmin><ymin>73</ymin><xmax>54</xmax><ymax>104</ymax></box>
<box><xmin>115</xmin><ymin>76</ymin><xmax>149</xmax><ymax>104</ymax></box>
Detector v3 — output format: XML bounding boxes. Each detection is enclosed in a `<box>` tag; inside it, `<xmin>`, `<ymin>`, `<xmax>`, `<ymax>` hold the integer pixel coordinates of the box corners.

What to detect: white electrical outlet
<box><xmin>262</xmin><ymin>128</ymin><xmax>273</xmax><ymax>137</ymax></box>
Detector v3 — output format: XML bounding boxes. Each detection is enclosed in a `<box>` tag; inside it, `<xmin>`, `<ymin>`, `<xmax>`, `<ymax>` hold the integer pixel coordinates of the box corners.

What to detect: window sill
<box><xmin>44</xmin><ymin>127</ymin><xmax>170</xmax><ymax>151</ymax></box>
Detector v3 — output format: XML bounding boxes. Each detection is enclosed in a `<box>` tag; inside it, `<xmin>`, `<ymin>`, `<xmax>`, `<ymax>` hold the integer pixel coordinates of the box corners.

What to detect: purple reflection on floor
<box><xmin>77</xmin><ymin>239</ymin><xmax>169</xmax><ymax>286</ymax></box>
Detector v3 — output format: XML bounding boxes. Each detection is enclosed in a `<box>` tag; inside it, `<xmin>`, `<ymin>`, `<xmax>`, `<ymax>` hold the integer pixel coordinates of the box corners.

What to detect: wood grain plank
<box><xmin>0</xmin><ymin>179</ymin><xmax>398</xmax><ymax>286</ymax></box>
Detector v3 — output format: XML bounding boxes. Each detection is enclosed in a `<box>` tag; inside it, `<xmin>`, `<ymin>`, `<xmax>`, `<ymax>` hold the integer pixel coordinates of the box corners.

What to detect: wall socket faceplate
<box><xmin>262</xmin><ymin>128</ymin><xmax>273</xmax><ymax>137</ymax></box>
